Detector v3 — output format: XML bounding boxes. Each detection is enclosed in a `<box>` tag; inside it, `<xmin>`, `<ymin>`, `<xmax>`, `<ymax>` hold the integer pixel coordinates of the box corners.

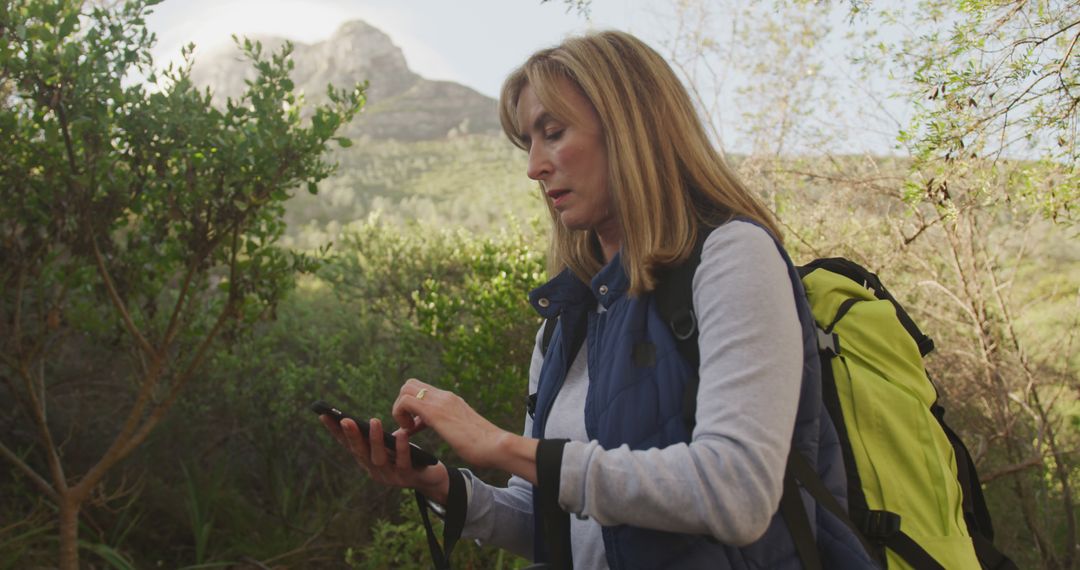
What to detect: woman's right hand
<box><xmin>319</xmin><ymin>414</ymin><xmax>451</xmax><ymax>504</ymax></box>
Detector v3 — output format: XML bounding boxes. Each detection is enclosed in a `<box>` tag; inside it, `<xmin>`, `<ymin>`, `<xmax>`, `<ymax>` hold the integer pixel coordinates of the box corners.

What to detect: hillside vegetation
<box><xmin>282</xmin><ymin>134</ymin><xmax>544</xmax><ymax>250</ymax></box>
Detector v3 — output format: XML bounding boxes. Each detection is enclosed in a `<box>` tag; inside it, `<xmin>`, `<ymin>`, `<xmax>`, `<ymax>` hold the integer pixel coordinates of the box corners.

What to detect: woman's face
<box><xmin>516</xmin><ymin>79</ymin><xmax>616</xmax><ymax>240</ymax></box>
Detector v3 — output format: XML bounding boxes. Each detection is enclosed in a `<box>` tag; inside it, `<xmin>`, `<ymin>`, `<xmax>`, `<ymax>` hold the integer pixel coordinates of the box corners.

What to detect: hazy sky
<box><xmin>144</xmin><ymin>0</ymin><xmax>910</xmax><ymax>156</ymax></box>
<box><xmin>146</xmin><ymin>0</ymin><xmax>660</xmax><ymax>98</ymax></box>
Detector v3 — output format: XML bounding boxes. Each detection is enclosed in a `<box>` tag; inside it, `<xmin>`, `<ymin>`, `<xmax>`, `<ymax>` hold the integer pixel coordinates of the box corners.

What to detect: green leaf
<box><xmin>307</xmin><ymin>181</ymin><xmax>318</xmax><ymax>195</ymax></box>
<box><xmin>59</xmin><ymin>13</ymin><xmax>79</xmax><ymax>38</ymax></box>
<box><xmin>333</xmin><ymin>136</ymin><xmax>352</xmax><ymax>148</ymax></box>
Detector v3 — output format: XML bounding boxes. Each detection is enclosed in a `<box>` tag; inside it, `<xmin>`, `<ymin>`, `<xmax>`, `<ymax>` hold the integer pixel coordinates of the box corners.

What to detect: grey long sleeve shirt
<box><xmin>460</xmin><ymin>220</ymin><xmax>803</xmax><ymax>569</ymax></box>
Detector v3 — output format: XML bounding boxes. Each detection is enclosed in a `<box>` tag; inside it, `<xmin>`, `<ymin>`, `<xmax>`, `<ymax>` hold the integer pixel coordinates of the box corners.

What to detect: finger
<box><xmin>319</xmin><ymin>415</ymin><xmax>345</xmax><ymax>444</ymax></box>
<box><xmin>399</xmin><ymin>378</ymin><xmax>423</xmax><ymax>398</ymax></box>
<box><xmin>403</xmin><ymin>416</ymin><xmax>428</xmax><ymax>436</ymax></box>
<box><xmin>341</xmin><ymin>418</ymin><xmax>372</xmax><ymax>464</ymax></box>
<box><xmin>394</xmin><ymin>430</ymin><xmax>413</xmax><ymax>470</ymax></box>
<box><xmin>369</xmin><ymin>418</ymin><xmax>389</xmax><ymax>467</ymax></box>
<box><xmin>400</xmin><ymin>378</ymin><xmax>435</xmax><ymax>399</ymax></box>
<box><xmin>392</xmin><ymin>395</ymin><xmax>423</xmax><ymax>431</ymax></box>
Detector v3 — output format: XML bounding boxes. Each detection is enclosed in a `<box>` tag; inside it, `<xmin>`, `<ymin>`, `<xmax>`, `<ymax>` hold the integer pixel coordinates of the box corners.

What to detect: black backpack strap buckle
<box><xmin>859</xmin><ymin>509</ymin><xmax>902</xmax><ymax>540</ymax></box>
<box><xmin>669</xmin><ymin>309</ymin><xmax>697</xmax><ymax>341</ymax></box>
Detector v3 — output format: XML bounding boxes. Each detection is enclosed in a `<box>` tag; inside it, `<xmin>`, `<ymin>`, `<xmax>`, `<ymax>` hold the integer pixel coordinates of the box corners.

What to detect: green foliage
<box><xmin>321</xmin><ymin>218</ymin><xmax>548</xmax><ymax>436</ymax></box>
<box><xmin>0</xmin><ymin>498</ymin><xmax>52</xmax><ymax>569</ymax></box>
<box><xmin>348</xmin><ymin>491</ymin><xmax>528</xmax><ymax>570</ymax></box>
<box><xmin>0</xmin><ymin>0</ymin><xmax>363</xmax><ymax>567</ymax></box>
<box><xmin>32</xmin><ymin>221</ymin><xmax>550</xmax><ymax>567</ymax></box>
<box><xmin>853</xmin><ymin>0</ymin><xmax>1080</xmax><ymax>223</ymax></box>
<box><xmin>283</xmin><ymin>135</ymin><xmax>544</xmax><ymax>251</ymax></box>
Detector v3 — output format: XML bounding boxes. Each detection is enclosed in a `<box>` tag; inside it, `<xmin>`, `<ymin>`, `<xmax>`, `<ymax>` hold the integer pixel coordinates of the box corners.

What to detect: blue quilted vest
<box><xmin>527</xmin><ymin>226</ymin><xmax>875</xmax><ymax>569</ymax></box>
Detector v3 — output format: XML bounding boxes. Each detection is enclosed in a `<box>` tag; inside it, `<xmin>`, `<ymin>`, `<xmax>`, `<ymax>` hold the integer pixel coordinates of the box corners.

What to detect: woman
<box><xmin>321</xmin><ymin>30</ymin><xmax>873</xmax><ymax>569</ymax></box>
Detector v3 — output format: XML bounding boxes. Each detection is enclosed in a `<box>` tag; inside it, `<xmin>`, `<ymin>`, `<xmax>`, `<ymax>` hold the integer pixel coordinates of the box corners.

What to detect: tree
<box><xmin>858</xmin><ymin>0</ymin><xmax>1080</xmax><ymax>222</ymax></box>
<box><xmin>0</xmin><ymin>1</ymin><xmax>363</xmax><ymax>567</ymax></box>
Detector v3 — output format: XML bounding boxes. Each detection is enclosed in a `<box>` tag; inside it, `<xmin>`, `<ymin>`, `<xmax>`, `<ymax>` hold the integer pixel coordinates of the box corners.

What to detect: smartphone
<box><xmin>311</xmin><ymin>400</ymin><xmax>438</xmax><ymax>468</ymax></box>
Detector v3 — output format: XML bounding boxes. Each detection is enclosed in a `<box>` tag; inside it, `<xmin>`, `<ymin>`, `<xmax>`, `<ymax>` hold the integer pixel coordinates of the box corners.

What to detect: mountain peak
<box><xmin>316</xmin><ymin>19</ymin><xmax>411</xmax><ymax>86</ymax></box>
<box><xmin>191</xmin><ymin>19</ymin><xmax>498</xmax><ymax>141</ymax></box>
<box><xmin>331</xmin><ymin>19</ymin><xmax>387</xmax><ymax>40</ymax></box>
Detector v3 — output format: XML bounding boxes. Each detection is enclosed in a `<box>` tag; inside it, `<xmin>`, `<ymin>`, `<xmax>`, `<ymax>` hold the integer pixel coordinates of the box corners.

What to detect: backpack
<box><xmin>538</xmin><ymin>244</ymin><xmax>1017</xmax><ymax>570</ymax></box>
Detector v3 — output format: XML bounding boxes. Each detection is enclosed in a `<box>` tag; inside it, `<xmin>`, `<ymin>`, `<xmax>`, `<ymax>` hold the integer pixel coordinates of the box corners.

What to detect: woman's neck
<box><xmin>594</xmin><ymin>224</ymin><xmax>622</xmax><ymax>263</ymax></box>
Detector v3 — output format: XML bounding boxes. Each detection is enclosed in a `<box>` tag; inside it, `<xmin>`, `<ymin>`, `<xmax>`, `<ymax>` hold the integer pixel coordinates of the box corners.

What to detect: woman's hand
<box><xmin>319</xmin><ymin>413</ymin><xmax>450</xmax><ymax>503</ymax></box>
<box><xmin>393</xmin><ymin>379</ymin><xmax>539</xmax><ymax>484</ymax></box>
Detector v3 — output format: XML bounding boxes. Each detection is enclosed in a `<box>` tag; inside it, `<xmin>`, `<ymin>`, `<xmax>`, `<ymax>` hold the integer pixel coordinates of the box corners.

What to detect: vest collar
<box><xmin>590</xmin><ymin>251</ymin><xmax>629</xmax><ymax>309</ymax></box>
<box><xmin>529</xmin><ymin>268</ymin><xmax>591</xmax><ymax>318</ymax></box>
<box><xmin>529</xmin><ymin>253</ymin><xmax>630</xmax><ymax>317</ymax></box>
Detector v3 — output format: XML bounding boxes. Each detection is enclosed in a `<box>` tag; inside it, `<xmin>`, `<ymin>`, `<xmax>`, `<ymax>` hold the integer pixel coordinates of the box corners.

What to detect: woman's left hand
<box><xmin>392</xmin><ymin>378</ymin><xmax>538</xmax><ymax>482</ymax></box>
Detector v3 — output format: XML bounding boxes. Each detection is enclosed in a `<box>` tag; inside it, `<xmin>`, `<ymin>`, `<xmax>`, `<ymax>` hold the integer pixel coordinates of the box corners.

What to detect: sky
<box><xmin>146</xmin><ymin>0</ymin><xmax>657</xmax><ymax>99</ymax></box>
<box><xmin>143</xmin><ymin>0</ymin><xmax>911</xmax><ymax>156</ymax></box>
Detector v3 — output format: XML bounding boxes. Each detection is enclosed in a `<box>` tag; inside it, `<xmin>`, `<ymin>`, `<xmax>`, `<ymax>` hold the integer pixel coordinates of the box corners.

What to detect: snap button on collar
<box><xmin>538</xmin><ymin>297</ymin><xmax>551</xmax><ymax>308</ymax></box>
<box><xmin>598</xmin><ymin>285</ymin><xmax>609</xmax><ymax>295</ymax></box>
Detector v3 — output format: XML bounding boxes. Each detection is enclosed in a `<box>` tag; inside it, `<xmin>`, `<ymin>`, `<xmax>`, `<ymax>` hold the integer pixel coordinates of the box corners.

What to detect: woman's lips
<box><xmin>547</xmin><ymin>189</ymin><xmax>571</xmax><ymax>207</ymax></box>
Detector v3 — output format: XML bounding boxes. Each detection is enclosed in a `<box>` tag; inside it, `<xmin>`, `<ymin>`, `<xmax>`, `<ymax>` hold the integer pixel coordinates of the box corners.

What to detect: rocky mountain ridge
<box><xmin>191</xmin><ymin>20</ymin><xmax>500</xmax><ymax>141</ymax></box>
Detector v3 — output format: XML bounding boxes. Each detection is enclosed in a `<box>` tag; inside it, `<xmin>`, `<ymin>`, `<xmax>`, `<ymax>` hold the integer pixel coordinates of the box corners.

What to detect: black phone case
<box><xmin>311</xmin><ymin>400</ymin><xmax>439</xmax><ymax>467</ymax></box>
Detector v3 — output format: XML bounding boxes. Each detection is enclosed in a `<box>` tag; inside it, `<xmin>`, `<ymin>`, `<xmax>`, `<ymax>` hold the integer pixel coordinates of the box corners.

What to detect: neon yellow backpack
<box><xmin>798</xmin><ymin>258</ymin><xmax>1014</xmax><ymax>569</ymax></box>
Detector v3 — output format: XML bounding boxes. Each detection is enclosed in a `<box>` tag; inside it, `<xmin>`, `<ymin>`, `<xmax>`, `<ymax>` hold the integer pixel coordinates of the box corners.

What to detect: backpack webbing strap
<box><xmin>779</xmin><ymin>456</ymin><xmax>822</xmax><ymax>570</ymax></box>
<box><xmin>934</xmin><ymin>403</ymin><xmax>994</xmax><ymax>538</ymax></box>
<box><xmin>536</xmin><ymin>438</ymin><xmax>573</xmax><ymax>569</ymax></box>
<box><xmin>787</xmin><ymin>452</ymin><xmax>879</xmax><ymax>563</ymax></box>
<box><xmin>533</xmin><ymin>315</ymin><xmax>589</xmax><ymax>420</ymax></box>
<box><xmin>878</xmin><ymin>530</ymin><xmax>948</xmax><ymax>570</ymax></box>
<box><xmin>789</xmin><ymin>448</ymin><xmax>947</xmax><ymax>570</ymax></box>
<box><xmin>541</xmin><ymin>317</ymin><xmax>558</xmax><ymax>357</ymax></box>
<box><xmin>815</xmin><ymin>342</ymin><xmax>880</xmax><ymax>563</ymax></box>
<box><xmin>653</xmin><ymin>231</ymin><xmax>710</xmax><ymax>431</ymax></box>
<box><xmin>934</xmin><ymin>403</ymin><xmax>1019</xmax><ymax>570</ymax></box>
<box><xmin>415</xmin><ymin>467</ymin><xmax>467</xmax><ymax>570</ymax></box>
<box><xmin>972</xmin><ymin>533</ymin><xmax>1020</xmax><ymax>570</ymax></box>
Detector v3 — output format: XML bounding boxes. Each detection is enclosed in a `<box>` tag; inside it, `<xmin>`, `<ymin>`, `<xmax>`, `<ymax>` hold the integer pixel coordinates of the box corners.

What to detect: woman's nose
<box><xmin>526</xmin><ymin>146</ymin><xmax>551</xmax><ymax>181</ymax></box>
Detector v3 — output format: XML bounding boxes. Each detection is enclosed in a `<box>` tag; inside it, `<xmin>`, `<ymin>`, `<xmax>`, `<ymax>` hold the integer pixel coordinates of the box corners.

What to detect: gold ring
<box><xmin>416</xmin><ymin>388</ymin><xmax>428</xmax><ymax>400</ymax></box>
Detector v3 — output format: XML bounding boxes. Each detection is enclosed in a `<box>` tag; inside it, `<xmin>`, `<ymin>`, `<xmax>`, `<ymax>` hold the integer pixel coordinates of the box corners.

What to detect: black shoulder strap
<box><xmin>785</xmin><ymin>452</ymin><xmax>948</xmax><ymax>570</ymax></box>
<box><xmin>653</xmin><ymin>230</ymin><xmax>711</xmax><ymax>431</ymax></box>
<box><xmin>541</xmin><ymin>317</ymin><xmax>558</xmax><ymax>357</ymax></box>
<box><xmin>779</xmin><ymin>460</ymin><xmax>823</xmax><ymax>570</ymax></box>
<box><xmin>416</xmin><ymin>467</ymin><xmax>467</xmax><ymax>570</ymax></box>
<box><xmin>933</xmin><ymin>403</ymin><xmax>1019</xmax><ymax>570</ymax></box>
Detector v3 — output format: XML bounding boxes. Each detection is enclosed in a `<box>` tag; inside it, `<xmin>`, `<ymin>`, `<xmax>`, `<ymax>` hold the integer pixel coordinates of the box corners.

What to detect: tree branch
<box><xmin>1058</xmin><ymin>28</ymin><xmax>1080</xmax><ymax>74</ymax></box>
<box><xmin>0</xmin><ymin>440</ymin><xmax>58</xmax><ymax>503</ymax></box>
<box><xmin>12</xmin><ymin>264</ymin><xmax>25</xmax><ymax>354</ymax></box>
<box><xmin>162</xmin><ymin>261</ymin><xmax>199</xmax><ymax>348</ymax></box>
<box><xmin>981</xmin><ymin>453</ymin><xmax>1044</xmax><ymax>483</ymax></box>
<box><xmin>16</xmin><ymin>360</ymin><xmax>66</xmax><ymax>494</ymax></box>
<box><xmin>88</xmin><ymin>228</ymin><xmax>154</xmax><ymax>359</ymax></box>
<box><xmin>115</xmin><ymin>297</ymin><xmax>236</xmax><ymax>463</ymax></box>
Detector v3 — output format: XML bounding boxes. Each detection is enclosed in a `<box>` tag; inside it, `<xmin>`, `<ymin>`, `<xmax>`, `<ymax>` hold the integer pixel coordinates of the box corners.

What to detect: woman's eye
<box><xmin>544</xmin><ymin>129</ymin><xmax>564</xmax><ymax>141</ymax></box>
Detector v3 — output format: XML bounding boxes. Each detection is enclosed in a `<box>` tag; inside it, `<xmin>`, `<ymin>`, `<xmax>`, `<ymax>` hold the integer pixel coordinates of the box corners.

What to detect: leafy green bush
<box><xmin>64</xmin><ymin>220</ymin><xmax>551</xmax><ymax>568</ymax></box>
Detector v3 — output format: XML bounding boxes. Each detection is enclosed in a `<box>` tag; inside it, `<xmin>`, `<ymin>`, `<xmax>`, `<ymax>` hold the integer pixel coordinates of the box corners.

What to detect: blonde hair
<box><xmin>500</xmin><ymin>30</ymin><xmax>781</xmax><ymax>295</ymax></box>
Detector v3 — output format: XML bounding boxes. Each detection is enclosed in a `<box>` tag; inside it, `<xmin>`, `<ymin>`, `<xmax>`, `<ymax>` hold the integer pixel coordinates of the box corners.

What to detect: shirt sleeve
<box><xmin>457</xmin><ymin>325</ymin><xmax>545</xmax><ymax>557</ymax></box>
<box><xmin>556</xmin><ymin>221</ymin><xmax>804</xmax><ymax>546</ymax></box>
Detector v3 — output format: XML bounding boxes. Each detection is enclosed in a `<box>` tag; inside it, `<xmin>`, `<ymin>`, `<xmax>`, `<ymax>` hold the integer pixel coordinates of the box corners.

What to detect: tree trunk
<box><xmin>57</xmin><ymin>495</ymin><xmax>80</xmax><ymax>570</ymax></box>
